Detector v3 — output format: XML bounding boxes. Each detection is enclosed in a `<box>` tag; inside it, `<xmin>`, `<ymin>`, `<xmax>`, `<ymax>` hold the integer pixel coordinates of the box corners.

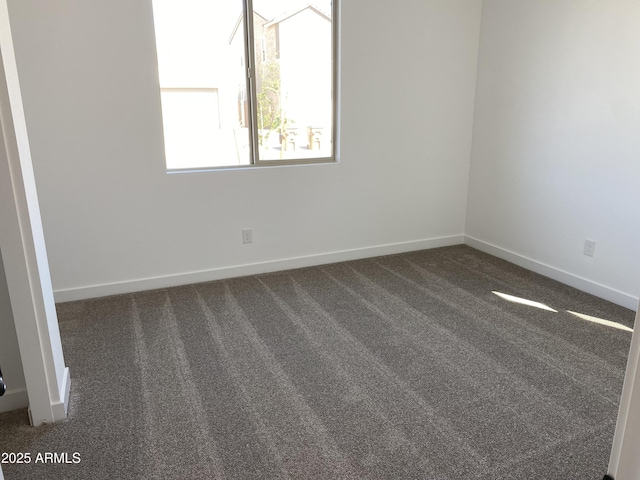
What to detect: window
<box><xmin>152</xmin><ymin>0</ymin><xmax>337</xmax><ymax>171</ymax></box>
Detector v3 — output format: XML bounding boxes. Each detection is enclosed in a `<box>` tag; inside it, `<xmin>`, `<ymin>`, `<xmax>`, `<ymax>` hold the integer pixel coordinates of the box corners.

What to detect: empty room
<box><xmin>1</xmin><ymin>0</ymin><xmax>639</xmax><ymax>479</ymax></box>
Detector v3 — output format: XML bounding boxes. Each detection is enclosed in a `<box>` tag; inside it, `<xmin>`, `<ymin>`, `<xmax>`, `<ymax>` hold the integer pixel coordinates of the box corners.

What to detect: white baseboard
<box><xmin>54</xmin><ymin>234</ymin><xmax>639</xmax><ymax>311</ymax></box>
<box><xmin>465</xmin><ymin>235</ymin><xmax>639</xmax><ymax>311</ymax></box>
<box><xmin>26</xmin><ymin>368</ymin><xmax>70</xmax><ymax>425</ymax></box>
<box><xmin>50</xmin><ymin>367</ymin><xmax>71</xmax><ymax>421</ymax></box>
<box><xmin>0</xmin><ymin>386</ymin><xmax>28</xmax><ymax>413</ymax></box>
<box><xmin>54</xmin><ymin>235</ymin><xmax>465</xmax><ymax>302</ymax></box>
<box><xmin>0</xmin><ymin>370</ymin><xmax>70</xmax><ymax>419</ymax></box>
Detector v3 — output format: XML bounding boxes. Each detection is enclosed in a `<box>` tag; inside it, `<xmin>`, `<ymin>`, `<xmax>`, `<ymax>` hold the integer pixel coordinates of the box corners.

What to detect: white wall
<box><xmin>0</xmin><ymin>248</ymin><xmax>28</xmax><ymax>412</ymax></box>
<box><xmin>7</xmin><ymin>0</ymin><xmax>482</xmax><ymax>301</ymax></box>
<box><xmin>466</xmin><ymin>0</ymin><xmax>640</xmax><ymax>309</ymax></box>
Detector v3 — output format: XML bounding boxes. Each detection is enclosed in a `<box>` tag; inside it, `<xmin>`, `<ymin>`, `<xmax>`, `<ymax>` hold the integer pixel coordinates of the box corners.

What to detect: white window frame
<box><xmin>158</xmin><ymin>0</ymin><xmax>339</xmax><ymax>172</ymax></box>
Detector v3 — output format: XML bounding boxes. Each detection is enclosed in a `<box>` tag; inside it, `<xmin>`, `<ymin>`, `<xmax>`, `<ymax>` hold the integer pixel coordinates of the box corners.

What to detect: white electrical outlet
<box><xmin>584</xmin><ymin>239</ymin><xmax>596</xmax><ymax>257</ymax></box>
<box><xmin>242</xmin><ymin>228</ymin><xmax>253</xmax><ymax>244</ymax></box>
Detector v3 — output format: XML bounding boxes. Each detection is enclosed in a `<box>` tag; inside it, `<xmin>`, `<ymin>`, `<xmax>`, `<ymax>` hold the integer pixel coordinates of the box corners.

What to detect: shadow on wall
<box><xmin>0</xmin><ymin>247</ymin><xmax>27</xmax><ymax>412</ymax></box>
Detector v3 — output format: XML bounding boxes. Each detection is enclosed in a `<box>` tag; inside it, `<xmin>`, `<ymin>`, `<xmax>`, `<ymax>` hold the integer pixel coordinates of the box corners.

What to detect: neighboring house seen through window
<box><xmin>152</xmin><ymin>0</ymin><xmax>336</xmax><ymax>170</ymax></box>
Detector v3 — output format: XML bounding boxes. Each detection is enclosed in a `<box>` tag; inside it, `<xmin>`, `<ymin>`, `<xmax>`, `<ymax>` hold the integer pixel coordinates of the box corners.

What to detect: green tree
<box><xmin>257</xmin><ymin>61</ymin><xmax>281</xmax><ymax>142</ymax></box>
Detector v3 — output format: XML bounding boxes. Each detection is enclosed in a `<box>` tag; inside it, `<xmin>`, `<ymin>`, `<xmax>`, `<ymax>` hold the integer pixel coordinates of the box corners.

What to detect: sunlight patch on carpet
<box><xmin>492</xmin><ymin>291</ymin><xmax>558</xmax><ymax>312</ymax></box>
<box><xmin>567</xmin><ymin>310</ymin><xmax>633</xmax><ymax>333</ymax></box>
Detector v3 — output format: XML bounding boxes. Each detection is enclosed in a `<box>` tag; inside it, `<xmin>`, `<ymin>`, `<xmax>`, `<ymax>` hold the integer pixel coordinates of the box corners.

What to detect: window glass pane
<box><xmin>153</xmin><ymin>0</ymin><xmax>250</xmax><ymax>169</ymax></box>
<box><xmin>252</xmin><ymin>0</ymin><xmax>333</xmax><ymax>161</ymax></box>
<box><xmin>153</xmin><ymin>0</ymin><xmax>335</xmax><ymax>169</ymax></box>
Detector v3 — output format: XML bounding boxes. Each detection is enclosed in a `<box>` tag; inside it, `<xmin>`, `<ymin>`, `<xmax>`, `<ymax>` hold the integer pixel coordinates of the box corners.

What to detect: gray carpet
<box><xmin>0</xmin><ymin>245</ymin><xmax>634</xmax><ymax>479</ymax></box>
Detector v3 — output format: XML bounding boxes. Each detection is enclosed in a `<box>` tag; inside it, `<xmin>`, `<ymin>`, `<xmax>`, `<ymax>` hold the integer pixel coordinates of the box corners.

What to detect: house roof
<box><xmin>228</xmin><ymin>11</ymin><xmax>268</xmax><ymax>45</ymax></box>
<box><xmin>229</xmin><ymin>3</ymin><xmax>330</xmax><ymax>44</ymax></box>
<box><xmin>264</xmin><ymin>4</ymin><xmax>331</xmax><ymax>28</ymax></box>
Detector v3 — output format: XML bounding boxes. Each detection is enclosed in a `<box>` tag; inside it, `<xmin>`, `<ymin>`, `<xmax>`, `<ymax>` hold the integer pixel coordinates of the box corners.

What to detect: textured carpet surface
<box><xmin>0</xmin><ymin>245</ymin><xmax>634</xmax><ymax>479</ymax></box>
